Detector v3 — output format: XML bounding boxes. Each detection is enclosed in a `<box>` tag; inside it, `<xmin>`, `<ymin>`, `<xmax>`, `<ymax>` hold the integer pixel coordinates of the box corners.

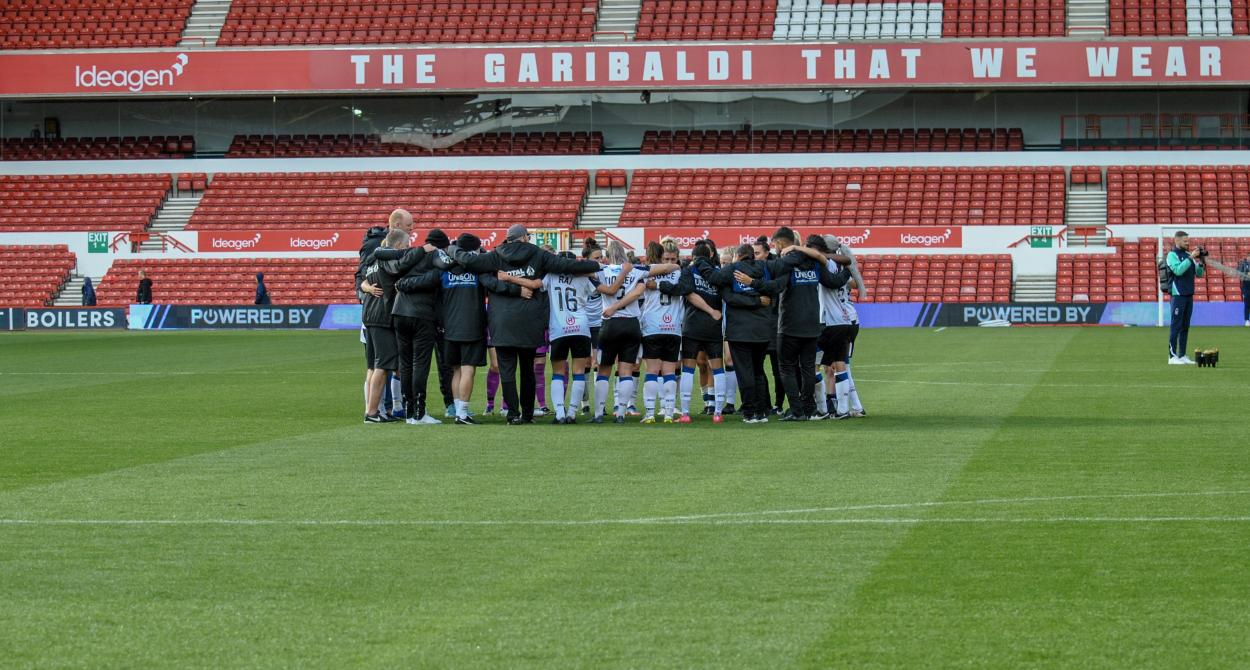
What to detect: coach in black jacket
<box><xmin>693</xmin><ymin>245</ymin><xmax>784</xmax><ymax>423</ymax></box>
<box><xmin>765</xmin><ymin>227</ymin><xmax>850</xmax><ymax>420</ymax></box>
<box><xmin>372</xmin><ymin>229</ymin><xmax>450</xmax><ymax>423</ymax></box>
<box><xmin>452</xmin><ymin>224</ymin><xmax>600</xmax><ymax>424</ymax></box>
<box><xmin>361</xmin><ymin>229</ymin><xmax>426</xmax><ymax>421</ymax></box>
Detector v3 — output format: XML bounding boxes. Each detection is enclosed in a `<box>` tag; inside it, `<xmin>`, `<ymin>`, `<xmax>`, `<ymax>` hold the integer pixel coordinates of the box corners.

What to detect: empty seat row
<box><xmin>0</xmin><ymin>0</ymin><xmax>191</xmax><ymax>49</ymax></box>
<box><xmin>857</xmin><ymin>253</ymin><xmax>1012</xmax><ymax>303</ymax></box>
<box><xmin>1108</xmin><ymin>0</ymin><xmax>1250</xmax><ymax>35</ymax></box>
<box><xmin>1106</xmin><ymin>165</ymin><xmax>1250</xmax><ymax>225</ymax></box>
<box><xmin>641</xmin><ymin>128</ymin><xmax>1024</xmax><ymax>154</ymax></box>
<box><xmin>226</xmin><ymin>132</ymin><xmax>603</xmax><ymax>158</ymax></box>
<box><xmin>0</xmin><ymin>244</ymin><xmax>76</xmax><ymax>307</ymax></box>
<box><xmin>218</xmin><ymin>0</ymin><xmax>596</xmax><ymax>45</ymax></box>
<box><xmin>620</xmin><ymin>167</ymin><xmax>1065</xmax><ymax>227</ymax></box>
<box><xmin>97</xmin><ymin>257</ymin><xmax>358</xmax><ymax>307</ymax></box>
<box><xmin>0</xmin><ymin>174</ymin><xmax>169</xmax><ymax>233</ymax></box>
<box><xmin>189</xmin><ymin>170</ymin><xmax>589</xmax><ymax>231</ymax></box>
<box><xmin>1</xmin><ymin>136</ymin><xmax>193</xmax><ymax>161</ymax></box>
<box><xmin>1057</xmin><ymin>238</ymin><xmax>1250</xmax><ymax>302</ymax></box>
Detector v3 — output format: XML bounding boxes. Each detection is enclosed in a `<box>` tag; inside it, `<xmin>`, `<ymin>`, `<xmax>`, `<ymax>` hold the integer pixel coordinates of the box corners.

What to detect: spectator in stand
<box><xmin>254</xmin><ymin>272</ymin><xmax>271</xmax><ymax>305</ymax></box>
<box><xmin>136</xmin><ymin>271</ymin><xmax>152</xmax><ymax>304</ymax></box>
<box><xmin>81</xmin><ymin>277</ymin><xmax>96</xmax><ymax>307</ymax></box>
<box><xmin>1239</xmin><ymin>252</ymin><xmax>1250</xmax><ymax>327</ymax></box>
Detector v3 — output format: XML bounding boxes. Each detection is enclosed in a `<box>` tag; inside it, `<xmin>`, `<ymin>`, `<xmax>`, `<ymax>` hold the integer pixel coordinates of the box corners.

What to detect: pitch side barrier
<box><xmin>1</xmin><ymin>307</ymin><xmax>127</xmax><ymax>331</ymax></box>
<box><xmin>126</xmin><ymin>304</ymin><xmax>361</xmax><ymax>330</ymax></box>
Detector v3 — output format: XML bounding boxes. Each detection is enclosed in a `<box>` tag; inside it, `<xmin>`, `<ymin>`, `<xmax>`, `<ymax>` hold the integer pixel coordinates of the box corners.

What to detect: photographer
<box><xmin>1166</xmin><ymin>231</ymin><xmax>1205</xmax><ymax>365</ymax></box>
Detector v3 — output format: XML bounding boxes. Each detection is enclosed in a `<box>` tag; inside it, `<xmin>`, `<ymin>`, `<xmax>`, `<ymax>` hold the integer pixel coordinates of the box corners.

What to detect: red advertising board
<box><xmin>0</xmin><ymin>41</ymin><xmax>1243</xmax><ymax>97</ymax></box>
<box><xmin>198</xmin><ymin>228</ymin><xmax>515</xmax><ymax>252</ymax></box>
<box><xmin>629</xmin><ymin>226</ymin><xmax>963</xmax><ymax>250</ymax></box>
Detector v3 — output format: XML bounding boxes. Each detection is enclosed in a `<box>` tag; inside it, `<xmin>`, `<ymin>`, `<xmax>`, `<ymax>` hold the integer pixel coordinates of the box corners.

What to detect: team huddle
<box><xmin>357</xmin><ymin>209</ymin><xmax>867</xmax><ymax>425</ymax></box>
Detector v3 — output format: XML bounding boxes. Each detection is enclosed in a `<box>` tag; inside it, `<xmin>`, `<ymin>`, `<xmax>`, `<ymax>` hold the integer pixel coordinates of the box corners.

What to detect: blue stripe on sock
<box><xmin>815</xmin><ymin>373</ymin><xmax>823</xmax><ymax>382</ymax></box>
<box><xmin>663</xmin><ymin>374</ymin><xmax>676</xmax><ymax>383</ymax></box>
<box><xmin>682</xmin><ymin>366</ymin><xmax>695</xmax><ymax>375</ymax></box>
<box><xmin>596</xmin><ymin>375</ymin><xmax>610</xmax><ymax>382</ymax></box>
<box><xmin>644</xmin><ymin>374</ymin><xmax>658</xmax><ymax>382</ymax></box>
<box><xmin>573</xmin><ymin>374</ymin><xmax>586</xmax><ymax>381</ymax></box>
<box><xmin>552</xmin><ymin>374</ymin><xmax>566</xmax><ymax>384</ymax></box>
<box><xmin>835</xmin><ymin>372</ymin><xmax>849</xmax><ymax>383</ymax></box>
<box><xmin>712</xmin><ymin>367</ymin><xmax>724</xmax><ymax>375</ymax></box>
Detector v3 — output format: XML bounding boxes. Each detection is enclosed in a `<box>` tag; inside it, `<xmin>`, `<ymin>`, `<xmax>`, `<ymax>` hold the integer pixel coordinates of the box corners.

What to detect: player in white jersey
<box><xmin>578</xmin><ymin>241</ymin><xmax>605</xmax><ymax>415</ymax></box>
<box><xmin>539</xmin><ymin>251</ymin><xmax>600</xmax><ymax>424</ymax></box>
<box><xmin>638</xmin><ymin>240</ymin><xmax>686</xmax><ymax>423</ymax></box>
<box><xmin>593</xmin><ymin>240</ymin><xmax>679</xmax><ymax>424</ymax></box>
<box><xmin>815</xmin><ymin>234</ymin><xmax>865</xmax><ymax>419</ymax></box>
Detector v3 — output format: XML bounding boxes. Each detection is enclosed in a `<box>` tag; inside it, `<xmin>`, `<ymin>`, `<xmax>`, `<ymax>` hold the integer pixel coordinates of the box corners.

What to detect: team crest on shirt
<box><xmin>566</xmin><ymin>316</ymin><xmax>576</xmax><ymax>326</ymax></box>
<box><xmin>662</xmin><ymin>314</ymin><xmax>673</xmax><ymax>324</ymax></box>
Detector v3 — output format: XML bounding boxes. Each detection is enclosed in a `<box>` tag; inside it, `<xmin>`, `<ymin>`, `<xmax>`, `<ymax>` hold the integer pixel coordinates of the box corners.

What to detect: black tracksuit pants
<box><xmin>395</xmin><ymin>316</ymin><xmax>438</xmax><ymax>418</ymax></box>
<box><xmin>434</xmin><ymin>328</ymin><xmax>454</xmax><ymax>409</ymax></box>
<box><xmin>759</xmin><ymin>347</ymin><xmax>785</xmax><ymax>412</ymax></box>
<box><xmin>779</xmin><ymin>334</ymin><xmax>818</xmax><ymax>417</ymax></box>
<box><xmin>728</xmin><ymin>341</ymin><xmax>771</xmax><ymax>419</ymax></box>
<box><xmin>496</xmin><ymin>346</ymin><xmax>538</xmax><ymax>421</ymax></box>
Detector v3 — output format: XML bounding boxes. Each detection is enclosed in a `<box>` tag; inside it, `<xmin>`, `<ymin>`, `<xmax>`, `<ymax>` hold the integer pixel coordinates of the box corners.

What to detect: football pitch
<box><xmin>2</xmin><ymin>326</ymin><xmax>1249</xmax><ymax>668</ymax></box>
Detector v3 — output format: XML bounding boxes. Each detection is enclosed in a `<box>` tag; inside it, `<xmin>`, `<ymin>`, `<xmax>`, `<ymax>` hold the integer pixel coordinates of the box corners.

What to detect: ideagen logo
<box><xmin>211</xmin><ymin>233</ymin><xmax>262</xmax><ymax>250</ymax></box>
<box><xmin>288</xmin><ymin>233</ymin><xmax>341</xmax><ymax>251</ymax></box>
<box><xmin>76</xmin><ymin>53</ymin><xmax>189</xmax><ymax>93</ymax></box>
<box><xmin>899</xmin><ymin>228</ymin><xmax>954</xmax><ymax>247</ymax></box>
<box><xmin>837</xmin><ymin>229</ymin><xmax>873</xmax><ymax>246</ymax></box>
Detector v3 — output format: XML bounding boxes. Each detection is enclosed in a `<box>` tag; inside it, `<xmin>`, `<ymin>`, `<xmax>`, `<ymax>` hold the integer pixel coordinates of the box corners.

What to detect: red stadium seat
<box><xmin>0</xmin><ymin>245</ymin><xmax>76</xmax><ymax>307</ymax></box>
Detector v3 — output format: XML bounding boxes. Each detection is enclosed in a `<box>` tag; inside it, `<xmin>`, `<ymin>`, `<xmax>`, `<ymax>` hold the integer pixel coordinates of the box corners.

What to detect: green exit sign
<box><xmin>1029</xmin><ymin>226</ymin><xmax>1054</xmax><ymax>249</ymax></box>
<box><xmin>87</xmin><ymin>232</ymin><xmax>110</xmax><ymax>253</ymax></box>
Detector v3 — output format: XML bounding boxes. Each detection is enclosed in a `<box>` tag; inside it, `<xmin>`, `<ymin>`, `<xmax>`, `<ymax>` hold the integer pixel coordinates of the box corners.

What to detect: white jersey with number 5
<box><xmin>544</xmin><ymin>273</ymin><xmax>595</xmax><ymax>340</ymax></box>
<box><xmin>641</xmin><ymin>268</ymin><xmax>684</xmax><ymax>337</ymax></box>
<box><xmin>598</xmin><ymin>264</ymin><xmax>649</xmax><ymax>320</ymax></box>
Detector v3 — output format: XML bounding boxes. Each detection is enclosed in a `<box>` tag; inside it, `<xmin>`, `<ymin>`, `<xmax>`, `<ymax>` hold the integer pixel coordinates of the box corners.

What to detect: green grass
<box><xmin>2</xmin><ymin>326</ymin><xmax>1250</xmax><ymax>668</ymax></box>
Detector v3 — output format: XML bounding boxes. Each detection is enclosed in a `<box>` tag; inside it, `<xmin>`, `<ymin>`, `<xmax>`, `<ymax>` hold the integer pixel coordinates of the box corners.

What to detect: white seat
<box><xmin>1217</xmin><ymin>18</ymin><xmax>1233</xmax><ymax>33</ymax></box>
<box><xmin>803</xmin><ymin>22</ymin><xmax>820</xmax><ymax>37</ymax></box>
<box><xmin>864</xmin><ymin>20</ymin><xmax>880</xmax><ymax>36</ymax></box>
<box><xmin>819</xmin><ymin>21</ymin><xmax>836</xmax><ymax>36</ymax></box>
<box><xmin>1201</xmin><ymin>18</ymin><xmax>1218</xmax><ymax>32</ymax></box>
<box><xmin>1216</xmin><ymin>7</ymin><xmax>1232</xmax><ymax>19</ymax></box>
<box><xmin>926</xmin><ymin>7</ymin><xmax>943</xmax><ymax>36</ymax></box>
<box><xmin>850</xmin><ymin>22</ymin><xmax>865</xmax><ymax>36</ymax></box>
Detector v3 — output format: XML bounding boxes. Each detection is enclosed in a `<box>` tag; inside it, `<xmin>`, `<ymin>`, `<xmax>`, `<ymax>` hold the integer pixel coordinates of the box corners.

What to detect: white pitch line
<box><xmin>0</xmin><ymin>371</ymin><xmax>355</xmax><ymax>376</ymax></box>
<box><xmin>1</xmin><ymin>490</ymin><xmax>1246</xmax><ymax>528</ymax></box>
<box><xmin>610</xmin><ymin>489</ymin><xmax>1250</xmax><ymax>523</ymax></box>
<box><xmin>3</xmin><ymin>517</ymin><xmax>1250</xmax><ymax>528</ymax></box>
<box><xmin>853</xmin><ymin>378</ymin><xmax>1224</xmax><ymax>391</ymax></box>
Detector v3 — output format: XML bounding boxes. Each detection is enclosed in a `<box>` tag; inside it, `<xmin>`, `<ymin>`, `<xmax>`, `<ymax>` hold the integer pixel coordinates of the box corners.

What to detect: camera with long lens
<box><xmin>1194</xmin><ymin>246</ymin><xmax>1210</xmax><ymax>259</ymax></box>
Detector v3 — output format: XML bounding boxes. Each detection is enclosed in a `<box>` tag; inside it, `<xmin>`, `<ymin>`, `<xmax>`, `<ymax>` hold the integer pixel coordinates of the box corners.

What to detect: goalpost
<box><xmin>1155</xmin><ymin>224</ymin><xmax>1250</xmax><ymax>327</ymax></box>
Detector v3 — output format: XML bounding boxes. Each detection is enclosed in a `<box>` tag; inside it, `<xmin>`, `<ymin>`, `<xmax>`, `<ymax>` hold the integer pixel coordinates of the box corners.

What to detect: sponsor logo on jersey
<box><xmin>792</xmin><ymin>268</ymin><xmax>820</xmax><ymax>285</ymax></box>
<box><xmin>442</xmin><ymin>271</ymin><xmax>479</xmax><ymax>288</ymax></box>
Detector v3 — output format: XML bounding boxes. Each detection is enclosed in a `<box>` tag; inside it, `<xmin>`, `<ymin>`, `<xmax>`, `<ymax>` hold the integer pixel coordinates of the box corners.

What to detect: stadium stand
<box><xmin>858</xmin><ymin>253</ymin><xmax>1013</xmax><ymax>303</ymax></box>
<box><xmin>0</xmin><ymin>245</ymin><xmax>76</xmax><ymax>307</ymax></box>
<box><xmin>640</xmin><ymin>128</ymin><xmax>1024</xmax><ymax>153</ymax></box>
<box><xmin>635</xmin><ymin>0</ymin><xmax>1064</xmax><ymax>40</ymax></box>
<box><xmin>96</xmin><ymin>258</ymin><xmax>358</xmax><ymax>306</ymax></box>
<box><xmin>1106</xmin><ymin>165</ymin><xmax>1250</xmax><ymax>225</ymax></box>
<box><xmin>618</xmin><ymin>167</ymin><xmax>1065</xmax><ymax>227</ymax></box>
<box><xmin>226</xmin><ymin>132</ymin><xmax>603</xmax><ymax>158</ymax></box>
<box><xmin>188</xmin><ymin>171</ymin><xmax>589</xmax><ymax>230</ymax></box>
<box><xmin>1108</xmin><ymin>0</ymin><xmax>1248</xmax><ymax>36</ymax></box>
<box><xmin>216</xmin><ymin>0</ymin><xmax>597</xmax><ymax>45</ymax></box>
<box><xmin>0</xmin><ymin>174</ymin><xmax>169</xmax><ymax>234</ymax></box>
<box><xmin>1057</xmin><ymin>237</ymin><xmax>1250</xmax><ymax>302</ymax></box>
<box><xmin>2</xmin><ymin>136</ymin><xmax>194</xmax><ymax>161</ymax></box>
<box><xmin>0</xmin><ymin>0</ymin><xmax>193</xmax><ymax>49</ymax></box>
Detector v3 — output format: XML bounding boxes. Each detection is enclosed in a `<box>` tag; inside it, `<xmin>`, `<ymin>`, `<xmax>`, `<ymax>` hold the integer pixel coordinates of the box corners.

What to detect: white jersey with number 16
<box><xmin>544</xmin><ymin>273</ymin><xmax>595</xmax><ymax>340</ymax></box>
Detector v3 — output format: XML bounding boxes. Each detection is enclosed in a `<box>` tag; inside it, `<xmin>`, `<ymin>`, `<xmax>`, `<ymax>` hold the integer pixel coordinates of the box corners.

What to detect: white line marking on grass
<box><xmin>611</xmin><ymin>489</ymin><xmax>1250</xmax><ymax>523</ymax></box>
<box><xmin>1</xmin><ymin>490</ymin><xmax>1246</xmax><ymax>528</ymax></box>
<box><xmin>3</xmin><ymin>517</ymin><xmax>1250</xmax><ymax>527</ymax></box>
<box><xmin>854</xmin><ymin>378</ymin><xmax>1220</xmax><ymax>391</ymax></box>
